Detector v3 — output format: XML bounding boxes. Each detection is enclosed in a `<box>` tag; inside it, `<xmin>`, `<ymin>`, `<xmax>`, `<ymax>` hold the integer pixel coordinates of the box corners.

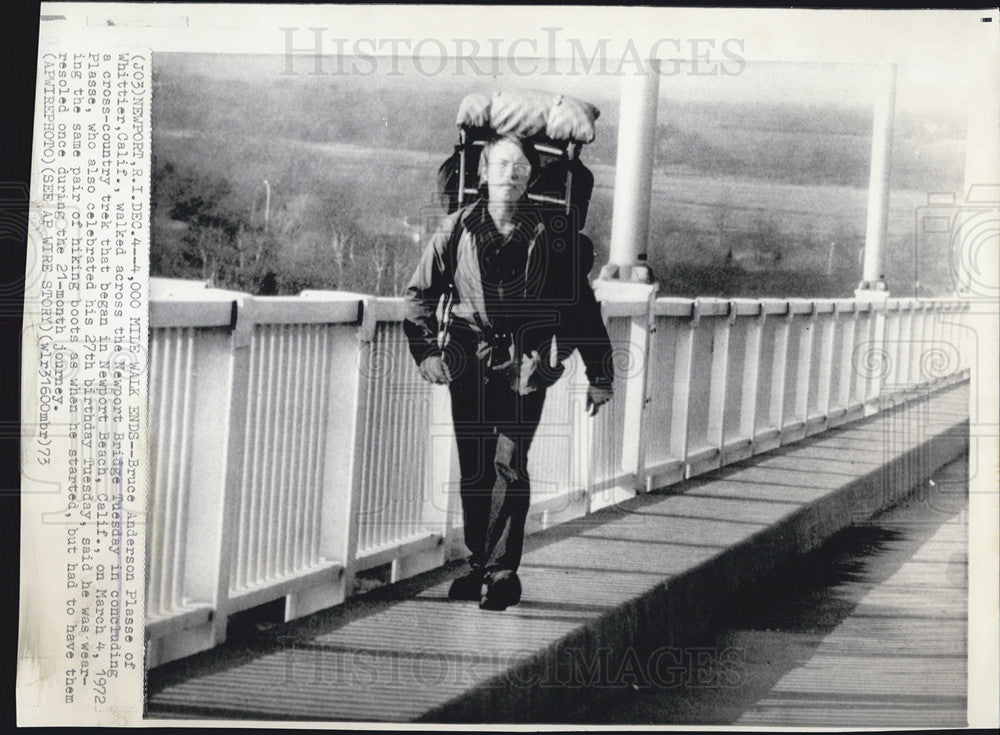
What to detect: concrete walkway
<box><xmin>736</xmin><ymin>468</ymin><xmax>968</xmax><ymax>728</ymax></box>
<box><xmin>146</xmin><ymin>383</ymin><xmax>969</xmax><ymax>723</ymax></box>
<box><xmin>590</xmin><ymin>454</ymin><xmax>968</xmax><ymax>726</ymax></box>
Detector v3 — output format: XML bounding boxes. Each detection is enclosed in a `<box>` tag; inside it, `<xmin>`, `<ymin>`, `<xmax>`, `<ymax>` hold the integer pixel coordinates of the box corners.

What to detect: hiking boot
<box><xmin>479</xmin><ymin>570</ymin><xmax>521</xmax><ymax>611</ymax></box>
<box><xmin>448</xmin><ymin>567</ymin><xmax>485</xmax><ymax>601</ymax></box>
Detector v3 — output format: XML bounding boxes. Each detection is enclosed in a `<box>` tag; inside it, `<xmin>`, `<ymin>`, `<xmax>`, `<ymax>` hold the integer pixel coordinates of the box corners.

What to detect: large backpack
<box><xmin>437</xmin><ymin>89</ymin><xmax>600</xmax><ymax>231</ymax></box>
<box><xmin>434</xmin><ymin>90</ymin><xmax>602</xmax><ymax>351</ymax></box>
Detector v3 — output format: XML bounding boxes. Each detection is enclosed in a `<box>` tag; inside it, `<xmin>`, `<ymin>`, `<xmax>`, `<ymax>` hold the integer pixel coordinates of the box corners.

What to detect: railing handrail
<box><xmin>150</xmin><ymin>292</ymin><xmax>236</xmax><ymax>329</ymax></box>
<box><xmin>149</xmin><ymin>278</ymin><xmax>973</xmax><ymax>330</ymax></box>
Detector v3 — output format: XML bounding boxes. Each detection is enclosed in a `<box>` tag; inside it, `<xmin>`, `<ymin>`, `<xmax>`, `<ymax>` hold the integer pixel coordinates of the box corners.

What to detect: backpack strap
<box><xmin>443</xmin><ymin>207</ymin><xmax>465</xmax><ymax>290</ymax></box>
<box><xmin>436</xmin><ymin>207</ymin><xmax>468</xmax><ymax>350</ymax></box>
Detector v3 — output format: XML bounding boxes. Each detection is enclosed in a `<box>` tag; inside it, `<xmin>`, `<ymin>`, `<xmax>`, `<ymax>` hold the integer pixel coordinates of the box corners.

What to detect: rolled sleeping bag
<box><xmin>455</xmin><ymin>89</ymin><xmax>600</xmax><ymax>144</ymax></box>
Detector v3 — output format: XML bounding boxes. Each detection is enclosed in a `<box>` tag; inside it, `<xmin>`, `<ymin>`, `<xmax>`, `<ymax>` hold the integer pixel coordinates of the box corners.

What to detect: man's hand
<box><xmin>586</xmin><ymin>383</ymin><xmax>613</xmax><ymax>416</ymax></box>
<box><xmin>418</xmin><ymin>355</ymin><xmax>452</xmax><ymax>385</ymax></box>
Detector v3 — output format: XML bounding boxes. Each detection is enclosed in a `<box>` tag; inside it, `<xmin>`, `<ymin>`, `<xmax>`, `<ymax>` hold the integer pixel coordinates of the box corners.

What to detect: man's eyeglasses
<box><xmin>489</xmin><ymin>159</ymin><xmax>531</xmax><ymax>177</ymax></box>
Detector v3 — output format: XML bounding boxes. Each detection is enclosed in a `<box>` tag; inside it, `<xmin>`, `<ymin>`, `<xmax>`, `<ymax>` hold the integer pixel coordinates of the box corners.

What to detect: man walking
<box><xmin>403</xmin><ymin>134</ymin><xmax>615</xmax><ymax>610</ymax></box>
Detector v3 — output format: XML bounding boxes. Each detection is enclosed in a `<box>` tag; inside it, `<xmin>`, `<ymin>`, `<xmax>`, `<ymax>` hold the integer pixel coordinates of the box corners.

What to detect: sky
<box><xmin>38</xmin><ymin>4</ymin><xmax>991</xmax><ymax>121</ymax></box>
<box><xmin>160</xmin><ymin>51</ymin><xmax>975</xmax><ymax>121</ymax></box>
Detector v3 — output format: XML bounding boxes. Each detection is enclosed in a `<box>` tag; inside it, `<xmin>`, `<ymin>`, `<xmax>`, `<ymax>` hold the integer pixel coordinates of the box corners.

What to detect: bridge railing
<box><xmin>145</xmin><ymin>281</ymin><xmax>971</xmax><ymax>667</ymax></box>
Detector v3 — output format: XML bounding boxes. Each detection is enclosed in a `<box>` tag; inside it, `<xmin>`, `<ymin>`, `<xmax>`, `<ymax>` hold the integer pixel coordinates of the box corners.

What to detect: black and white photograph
<box><xmin>16</xmin><ymin>3</ymin><xmax>999</xmax><ymax>729</ymax></box>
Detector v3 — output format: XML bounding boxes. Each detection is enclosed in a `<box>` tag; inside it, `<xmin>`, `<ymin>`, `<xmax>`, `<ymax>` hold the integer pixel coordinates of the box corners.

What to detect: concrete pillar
<box><xmin>857</xmin><ymin>62</ymin><xmax>897</xmax><ymax>297</ymax></box>
<box><xmin>601</xmin><ymin>60</ymin><xmax>659</xmax><ymax>283</ymax></box>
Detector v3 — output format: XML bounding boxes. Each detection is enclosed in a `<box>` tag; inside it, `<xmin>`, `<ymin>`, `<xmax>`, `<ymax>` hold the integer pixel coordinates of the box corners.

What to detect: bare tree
<box><xmin>370</xmin><ymin>237</ymin><xmax>389</xmax><ymax>295</ymax></box>
<box><xmin>330</xmin><ymin>229</ymin><xmax>346</xmax><ymax>286</ymax></box>
<box><xmin>713</xmin><ymin>186</ymin><xmax>733</xmax><ymax>263</ymax></box>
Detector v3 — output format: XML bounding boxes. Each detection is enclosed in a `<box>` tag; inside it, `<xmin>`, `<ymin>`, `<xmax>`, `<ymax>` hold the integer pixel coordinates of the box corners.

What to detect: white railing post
<box><xmin>811</xmin><ymin>303</ymin><xmax>837</xmax><ymax>434</ymax></box>
<box><xmin>785</xmin><ymin>300</ymin><xmax>814</xmax><ymax>443</ymax></box>
<box><xmin>916</xmin><ymin>299</ymin><xmax>937</xmax><ymax>390</ymax></box>
<box><xmin>705</xmin><ymin>304</ymin><xmax>734</xmax><ymax>469</ymax></box>
<box><xmin>911</xmin><ymin>300</ymin><xmax>925</xmax><ymax>391</ymax></box>
<box><xmin>590</xmin><ymin>282</ymin><xmax>658</xmax><ymax>506</ymax></box>
<box><xmin>826</xmin><ymin>302</ymin><xmax>847</xmax><ymax>425</ymax></box>
<box><xmin>738</xmin><ymin>303</ymin><xmax>764</xmax><ymax>458</ymax></box>
<box><xmin>581</xmin><ymin>301</ymin><xmax>612</xmax><ymax>515</ymax></box>
<box><xmin>847</xmin><ymin>301</ymin><xmax>868</xmax><ymax>419</ymax></box>
<box><xmin>642</xmin><ymin>299</ymin><xmax>690</xmax><ymax>489</ymax></box>
<box><xmin>751</xmin><ymin>299</ymin><xmax>785</xmax><ymax>453</ymax></box>
<box><xmin>881</xmin><ymin>300</ymin><xmax>899</xmax><ymax>400</ymax></box>
<box><xmin>917</xmin><ymin>300</ymin><xmax>932</xmax><ymax>390</ymax></box>
<box><xmin>866</xmin><ymin>299</ymin><xmax>889</xmax><ymax>412</ymax></box>
<box><xmin>827</xmin><ymin>300</ymin><xmax>857</xmax><ymax>427</ymax></box>
<box><xmin>952</xmin><ymin>303</ymin><xmax>963</xmax><ymax>374</ymax></box>
<box><xmin>434</xmin><ymin>384</ymin><xmax>462</xmax><ymax>559</ymax></box>
<box><xmin>946</xmin><ymin>301</ymin><xmax>964</xmax><ymax>384</ymax></box>
<box><xmin>208</xmin><ymin>295</ymin><xmax>253</xmax><ymax>649</ymax></box>
<box><xmin>680</xmin><ymin>299</ymin><xmax>718</xmax><ymax>476</ymax></box>
<box><xmin>906</xmin><ymin>301</ymin><xmax>926</xmax><ymax>389</ymax></box>
<box><xmin>671</xmin><ymin>307</ymin><xmax>696</xmax><ymax>476</ymax></box>
<box><xmin>900</xmin><ymin>300</ymin><xmax>917</xmax><ymax>397</ymax></box>
<box><xmin>900</xmin><ymin>300</ymin><xmax>917</xmax><ymax>392</ymax></box>
<box><xmin>941</xmin><ymin>302</ymin><xmax>957</xmax><ymax>383</ymax></box>
<box><xmin>962</xmin><ymin>302</ymin><xmax>973</xmax><ymax>375</ymax></box>
<box><xmin>940</xmin><ymin>302</ymin><xmax>957</xmax><ymax>386</ymax></box>
<box><xmin>623</xmin><ymin>289</ymin><xmax>658</xmax><ymax>493</ymax></box>
<box><xmin>339</xmin><ymin>298</ymin><xmax>376</xmax><ymax>593</ymax></box>
<box><xmin>847</xmin><ymin>303</ymin><xmax>871</xmax><ymax>416</ymax></box>
<box><xmin>938</xmin><ymin>302</ymin><xmax>954</xmax><ymax>387</ymax></box>
<box><xmin>769</xmin><ymin>303</ymin><xmax>791</xmax><ymax>442</ymax></box>
<box><xmin>853</xmin><ymin>301</ymin><xmax>873</xmax><ymax>410</ymax></box>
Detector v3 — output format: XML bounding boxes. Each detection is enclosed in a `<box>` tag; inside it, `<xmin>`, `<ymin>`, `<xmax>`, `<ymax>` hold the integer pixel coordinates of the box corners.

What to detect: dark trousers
<box><xmin>447</xmin><ymin>349</ymin><xmax>547</xmax><ymax>574</ymax></box>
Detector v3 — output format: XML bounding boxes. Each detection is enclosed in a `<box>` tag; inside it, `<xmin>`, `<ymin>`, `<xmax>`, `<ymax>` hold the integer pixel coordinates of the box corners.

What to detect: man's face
<box><xmin>485</xmin><ymin>139</ymin><xmax>531</xmax><ymax>204</ymax></box>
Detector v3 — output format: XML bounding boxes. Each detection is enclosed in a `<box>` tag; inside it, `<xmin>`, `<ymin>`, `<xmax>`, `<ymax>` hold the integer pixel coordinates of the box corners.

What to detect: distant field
<box><xmin>588</xmin><ymin>161</ymin><xmax>931</xmax><ymax>243</ymax></box>
<box><xmin>156</xmin><ymin>129</ymin><xmax>935</xmax><ymax>241</ymax></box>
<box><xmin>153</xmin><ymin>127</ymin><xmax>958</xmax><ymax>296</ymax></box>
<box><xmin>154</xmin><ymin>126</ymin><xmax>960</xmax><ymax>298</ymax></box>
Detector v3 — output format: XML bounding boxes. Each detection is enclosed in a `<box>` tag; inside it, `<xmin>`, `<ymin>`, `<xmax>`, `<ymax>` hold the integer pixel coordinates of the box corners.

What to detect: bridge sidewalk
<box><xmin>146</xmin><ymin>383</ymin><xmax>969</xmax><ymax>723</ymax></box>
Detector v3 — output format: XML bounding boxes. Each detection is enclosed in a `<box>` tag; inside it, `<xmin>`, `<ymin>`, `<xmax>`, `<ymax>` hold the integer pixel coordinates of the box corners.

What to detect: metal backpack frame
<box><xmin>455</xmin><ymin>127</ymin><xmax>584</xmax><ymax>215</ymax></box>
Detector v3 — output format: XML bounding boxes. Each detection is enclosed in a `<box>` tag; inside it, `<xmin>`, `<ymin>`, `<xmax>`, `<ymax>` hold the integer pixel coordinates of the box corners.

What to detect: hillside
<box><xmin>150</xmin><ymin>53</ymin><xmax>965</xmax><ymax>297</ymax></box>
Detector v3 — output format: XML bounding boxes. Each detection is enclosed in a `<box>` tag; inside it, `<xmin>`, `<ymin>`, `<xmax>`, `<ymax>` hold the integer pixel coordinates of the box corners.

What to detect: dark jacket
<box><xmin>403</xmin><ymin>198</ymin><xmax>615</xmax><ymax>389</ymax></box>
